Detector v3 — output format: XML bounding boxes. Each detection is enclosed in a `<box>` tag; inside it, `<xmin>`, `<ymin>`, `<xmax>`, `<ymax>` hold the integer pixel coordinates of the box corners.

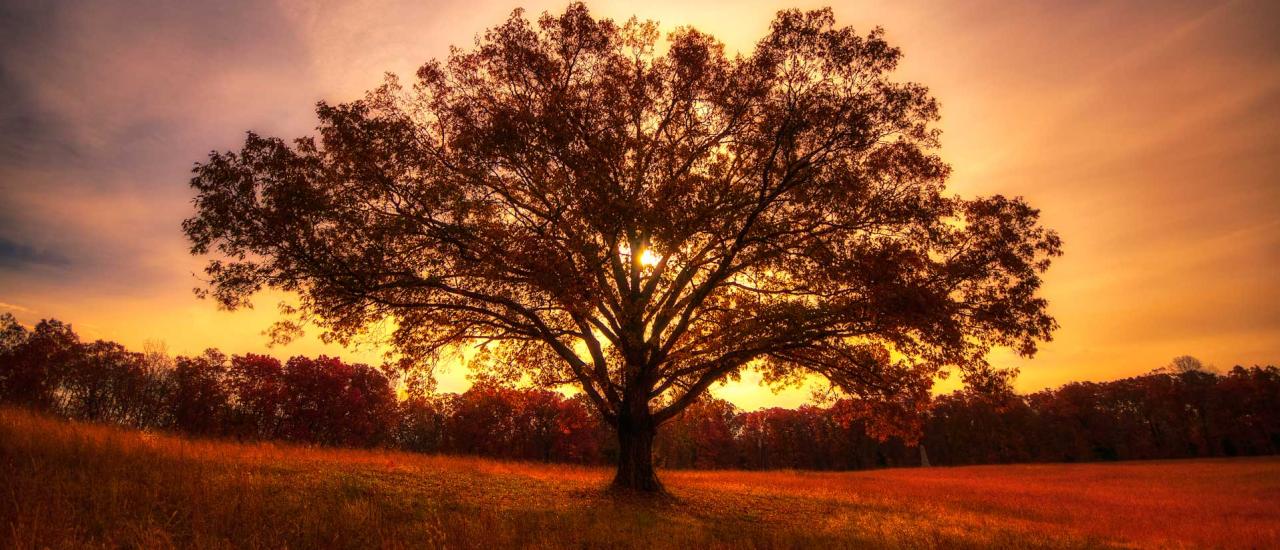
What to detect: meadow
<box><xmin>2</xmin><ymin>406</ymin><xmax>1277</xmax><ymax>549</ymax></box>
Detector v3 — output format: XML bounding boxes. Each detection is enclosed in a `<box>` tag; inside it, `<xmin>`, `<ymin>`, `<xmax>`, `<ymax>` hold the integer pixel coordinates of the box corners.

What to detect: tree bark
<box><xmin>611</xmin><ymin>398</ymin><xmax>663</xmax><ymax>492</ymax></box>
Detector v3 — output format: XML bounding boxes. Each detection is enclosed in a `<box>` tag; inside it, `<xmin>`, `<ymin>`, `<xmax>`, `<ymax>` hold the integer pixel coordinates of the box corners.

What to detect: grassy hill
<box><xmin>2</xmin><ymin>407</ymin><xmax>1277</xmax><ymax>549</ymax></box>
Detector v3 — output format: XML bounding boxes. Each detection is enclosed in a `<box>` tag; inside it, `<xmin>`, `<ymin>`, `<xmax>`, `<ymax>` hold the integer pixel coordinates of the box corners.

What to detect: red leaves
<box><xmin>181</xmin><ymin>4</ymin><xmax>1061</xmax><ymax>430</ymax></box>
<box><xmin>435</xmin><ymin>382</ymin><xmax>602</xmax><ymax>463</ymax></box>
<box><xmin>3</xmin><ymin>314</ymin><xmax>1279</xmax><ymax>470</ymax></box>
<box><xmin>175</xmin><ymin>5</ymin><xmax>1067</xmax><ymax>487</ymax></box>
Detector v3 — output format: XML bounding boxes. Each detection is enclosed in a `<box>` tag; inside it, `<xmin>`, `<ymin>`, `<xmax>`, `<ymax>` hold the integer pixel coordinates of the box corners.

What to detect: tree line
<box><xmin>2</xmin><ymin>314</ymin><xmax>1277</xmax><ymax>469</ymax></box>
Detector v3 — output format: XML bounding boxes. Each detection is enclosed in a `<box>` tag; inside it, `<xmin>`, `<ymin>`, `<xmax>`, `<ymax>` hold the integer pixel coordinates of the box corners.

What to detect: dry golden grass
<box><xmin>2</xmin><ymin>407</ymin><xmax>1277</xmax><ymax>549</ymax></box>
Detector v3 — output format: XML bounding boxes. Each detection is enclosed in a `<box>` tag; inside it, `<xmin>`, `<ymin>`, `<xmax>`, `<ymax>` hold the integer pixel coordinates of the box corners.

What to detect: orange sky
<box><xmin>1</xmin><ymin>0</ymin><xmax>1277</xmax><ymax>409</ymax></box>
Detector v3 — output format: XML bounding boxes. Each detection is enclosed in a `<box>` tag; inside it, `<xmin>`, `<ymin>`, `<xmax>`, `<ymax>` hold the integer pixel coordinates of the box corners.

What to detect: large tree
<box><xmin>184</xmin><ymin>4</ymin><xmax>1061</xmax><ymax>491</ymax></box>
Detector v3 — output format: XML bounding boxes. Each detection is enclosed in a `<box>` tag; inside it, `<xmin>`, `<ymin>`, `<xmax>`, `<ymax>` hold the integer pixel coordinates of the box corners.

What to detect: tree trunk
<box><xmin>612</xmin><ymin>401</ymin><xmax>663</xmax><ymax>492</ymax></box>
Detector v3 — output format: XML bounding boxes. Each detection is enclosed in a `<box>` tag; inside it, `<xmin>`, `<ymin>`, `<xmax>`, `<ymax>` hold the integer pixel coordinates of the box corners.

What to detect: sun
<box><xmin>640</xmin><ymin>248</ymin><xmax>660</xmax><ymax>267</ymax></box>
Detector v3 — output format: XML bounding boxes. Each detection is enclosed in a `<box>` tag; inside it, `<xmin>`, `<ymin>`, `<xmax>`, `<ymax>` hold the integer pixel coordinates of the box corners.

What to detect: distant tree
<box><xmin>396</xmin><ymin>393</ymin><xmax>448</xmax><ymax>453</ymax></box>
<box><xmin>924</xmin><ymin>368</ymin><xmax>1032</xmax><ymax>465</ymax></box>
<box><xmin>1214</xmin><ymin>366</ymin><xmax>1280</xmax><ymax>455</ymax></box>
<box><xmin>183</xmin><ymin>4</ymin><xmax>1061</xmax><ymax>491</ymax></box>
<box><xmin>0</xmin><ymin>318</ymin><xmax>80</xmax><ymax>410</ymax></box>
<box><xmin>655</xmin><ymin>396</ymin><xmax>740</xmax><ymax>468</ymax></box>
<box><xmin>827</xmin><ymin>398</ymin><xmax>907</xmax><ymax>469</ymax></box>
<box><xmin>516</xmin><ymin>388</ymin><xmax>578</xmax><ymax>461</ymax></box>
<box><xmin>0</xmin><ymin>313</ymin><xmax>27</xmax><ymax>352</ymax></box>
<box><xmin>1161</xmin><ymin>355</ymin><xmax>1211</xmax><ymax>375</ymax></box>
<box><xmin>170</xmin><ymin>349</ymin><xmax>231</xmax><ymax>435</ymax></box>
<box><xmin>0</xmin><ymin>314</ymin><xmax>32</xmax><ymax>399</ymax></box>
<box><xmin>444</xmin><ymin>381</ymin><xmax>519</xmax><ymax>457</ymax></box>
<box><xmin>276</xmin><ymin>355</ymin><xmax>398</xmax><ymax>446</ymax></box>
<box><xmin>225</xmin><ymin>354</ymin><xmax>286</xmax><ymax>439</ymax></box>
<box><xmin>60</xmin><ymin>340</ymin><xmax>149</xmax><ymax>423</ymax></box>
<box><xmin>133</xmin><ymin>342</ymin><xmax>177</xmax><ymax>428</ymax></box>
<box><xmin>548</xmin><ymin>393</ymin><xmax>603</xmax><ymax>463</ymax></box>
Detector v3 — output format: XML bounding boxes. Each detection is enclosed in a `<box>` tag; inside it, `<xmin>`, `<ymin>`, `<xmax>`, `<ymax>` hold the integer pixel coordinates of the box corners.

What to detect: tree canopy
<box><xmin>183</xmin><ymin>4</ymin><xmax>1061</xmax><ymax>490</ymax></box>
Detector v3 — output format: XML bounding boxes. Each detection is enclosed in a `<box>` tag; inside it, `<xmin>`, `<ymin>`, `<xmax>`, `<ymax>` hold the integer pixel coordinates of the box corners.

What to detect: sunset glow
<box><xmin>639</xmin><ymin>248</ymin><xmax>660</xmax><ymax>268</ymax></box>
<box><xmin>1</xmin><ymin>0</ymin><xmax>1277</xmax><ymax>410</ymax></box>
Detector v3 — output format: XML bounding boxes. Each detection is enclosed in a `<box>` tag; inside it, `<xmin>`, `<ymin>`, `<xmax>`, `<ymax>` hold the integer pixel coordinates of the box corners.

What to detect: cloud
<box><xmin>0</xmin><ymin>300</ymin><xmax>33</xmax><ymax>313</ymax></box>
<box><xmin>0</xmin><ymin>0</ymin><xmax>1276</xmax><ymax>406</ymax></box>
<box><xmin>0</xmin><ymin>237</ymin><xmax>70</xmax><ymax>270</ymax></box>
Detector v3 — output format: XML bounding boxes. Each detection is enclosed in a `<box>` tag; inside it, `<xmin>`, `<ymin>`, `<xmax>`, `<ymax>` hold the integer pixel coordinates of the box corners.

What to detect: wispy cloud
<box><xmin>0</xmin><ymin>300</ymin><xmax>33</xmax><ymax>313</ymax></box>
<box><xmin>0</xmin><ymin>237</ymin><xmax>70</xmax><ymax>270</ymax></box>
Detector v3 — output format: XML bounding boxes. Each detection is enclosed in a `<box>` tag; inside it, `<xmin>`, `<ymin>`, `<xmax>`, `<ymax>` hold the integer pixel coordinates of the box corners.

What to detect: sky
<box><xmin>1</xmin><ymin>0</ymin><xmax>1277</xmax><ymax>409</ymax></box>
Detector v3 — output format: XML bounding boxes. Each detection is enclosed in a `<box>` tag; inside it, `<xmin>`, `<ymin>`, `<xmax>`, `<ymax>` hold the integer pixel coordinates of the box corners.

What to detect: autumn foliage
<box><xmin>2</xmin><ymin>313</ymin><xmax>1277</xmax><ymax>470</ymax></box>
<box><xmin>182</xmin><ymin>3</ymin><xmax>1063</xmax><ymax>490</ymax></box>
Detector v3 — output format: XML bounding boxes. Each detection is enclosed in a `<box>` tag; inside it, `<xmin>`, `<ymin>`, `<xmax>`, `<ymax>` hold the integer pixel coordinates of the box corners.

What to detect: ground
<box><xmin>2</xmin><ymin>407</ymin><xmax>1276</xmax><ymax>549</ymax></box>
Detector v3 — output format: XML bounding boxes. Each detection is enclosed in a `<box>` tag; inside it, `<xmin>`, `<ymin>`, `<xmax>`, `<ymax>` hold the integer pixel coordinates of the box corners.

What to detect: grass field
<box><xmin>2</xmin><ymin>407</ymin><xmax>1277</xmax><ymax>549</ymax></box>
